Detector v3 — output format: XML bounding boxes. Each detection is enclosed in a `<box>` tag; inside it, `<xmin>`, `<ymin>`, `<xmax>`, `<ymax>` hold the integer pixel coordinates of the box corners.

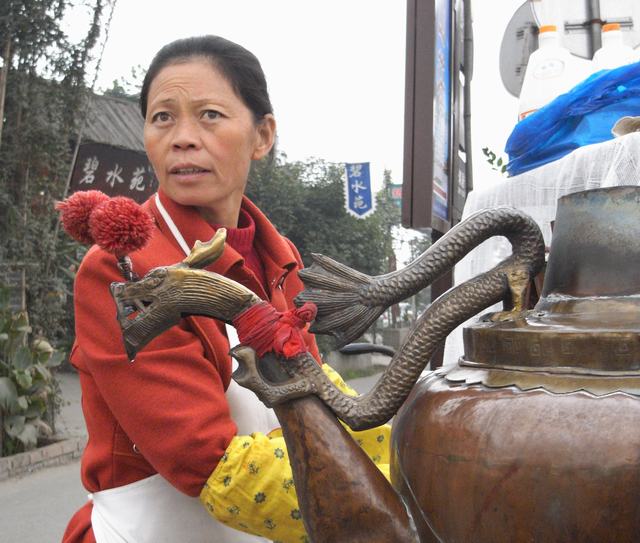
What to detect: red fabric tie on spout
<box><xmin>233</xmin><ymin>302</ymin><xmax>317</xmax><ymax>358</ymax></box>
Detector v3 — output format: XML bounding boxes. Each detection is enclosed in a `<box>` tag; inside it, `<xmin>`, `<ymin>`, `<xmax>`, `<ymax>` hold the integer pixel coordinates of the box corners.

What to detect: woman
<box><xmin>63</xmin><ymin>36</ymin><xmax>389</xmax><ymax>543</ymax></box>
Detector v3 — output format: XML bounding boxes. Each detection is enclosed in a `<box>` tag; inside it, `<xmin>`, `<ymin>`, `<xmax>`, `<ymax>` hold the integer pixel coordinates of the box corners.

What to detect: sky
<box><xmin>470</xmin><ymin>0</ymin><xmax>524</xmax><ymax>187</ymax></box>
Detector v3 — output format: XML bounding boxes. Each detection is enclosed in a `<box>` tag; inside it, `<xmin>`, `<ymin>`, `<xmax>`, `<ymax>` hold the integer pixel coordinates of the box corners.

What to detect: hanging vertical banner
<box><xmin>344</xmin><ymin>162</ymin><xmax>375</xmax><ymax>218</ymax></box>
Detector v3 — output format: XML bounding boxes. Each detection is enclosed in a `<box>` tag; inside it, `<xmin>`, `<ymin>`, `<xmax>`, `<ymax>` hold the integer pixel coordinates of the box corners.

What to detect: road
<box><xmin>0</xmin><ymin>461</ymin><xmax>87</xmax><ymax>542</ymax></box>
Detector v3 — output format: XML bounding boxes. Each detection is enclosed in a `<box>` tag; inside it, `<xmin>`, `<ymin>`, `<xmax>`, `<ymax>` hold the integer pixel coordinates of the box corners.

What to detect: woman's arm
<box><xmin>200</xmin><ymin>364</ymin><xmax>391</xmax><ymax>542</ymax></box>
<box><xmin>77</xmin><ymin>246</ymin><xmax>390</xmax><ymax>541</ymax></box>
<box><xmin>75</xmin><ymin>247</ymin><xmax>236</xmax><ymax>496</ymax></box>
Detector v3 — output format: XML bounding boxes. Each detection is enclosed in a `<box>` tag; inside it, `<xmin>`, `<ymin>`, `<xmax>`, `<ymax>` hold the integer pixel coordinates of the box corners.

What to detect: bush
<box><xmin>0</xmin><ymin>287</ymin><xmax>64</xmax><ymax>456</ymax></box>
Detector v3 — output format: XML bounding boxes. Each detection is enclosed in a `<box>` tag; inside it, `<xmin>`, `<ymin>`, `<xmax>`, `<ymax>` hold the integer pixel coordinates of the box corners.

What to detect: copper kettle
<box><xmin>393</xmin><ymin>186</ymin><xmax>640</xmax><ymax>542</ymax></box>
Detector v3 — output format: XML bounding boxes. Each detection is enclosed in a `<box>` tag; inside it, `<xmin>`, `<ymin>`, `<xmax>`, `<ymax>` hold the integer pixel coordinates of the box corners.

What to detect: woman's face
<box><xmin>144</xmin><ymin>58</ymin><xmax>275</xmax><ymax>226</ymax></box>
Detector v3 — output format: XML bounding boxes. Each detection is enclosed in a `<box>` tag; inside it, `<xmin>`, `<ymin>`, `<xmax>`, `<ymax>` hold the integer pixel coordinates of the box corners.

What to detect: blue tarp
<box><xmin>506</xmin><ymin>61</ymin><xmax>640</xmax><ymax>176</ymax></box>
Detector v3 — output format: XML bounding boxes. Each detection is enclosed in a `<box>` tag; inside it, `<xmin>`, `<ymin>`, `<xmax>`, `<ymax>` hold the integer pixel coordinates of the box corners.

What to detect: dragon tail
<box><xmin>296</xmin><ymin>253</ymin><xmax>383</xmax><ymax>348</ymax></box>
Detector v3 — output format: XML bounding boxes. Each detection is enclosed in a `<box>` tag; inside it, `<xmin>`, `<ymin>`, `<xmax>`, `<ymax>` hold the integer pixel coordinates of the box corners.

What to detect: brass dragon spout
<box><xmin>112</xmin><ymin>206</ymin><xmax>544</xmax><ymax>430</ymax></box>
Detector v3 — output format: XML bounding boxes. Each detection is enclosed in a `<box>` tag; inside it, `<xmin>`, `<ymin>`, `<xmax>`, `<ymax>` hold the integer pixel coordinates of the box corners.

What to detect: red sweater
<box><xmin>216</xmin><ymin>207</ymin><xmax>268</xmax><ymax>291</ymax></box>
<box><xmin>63</xmin><ymin>191</ymin><xmax>319</xmax><ymax>543</ymax></box>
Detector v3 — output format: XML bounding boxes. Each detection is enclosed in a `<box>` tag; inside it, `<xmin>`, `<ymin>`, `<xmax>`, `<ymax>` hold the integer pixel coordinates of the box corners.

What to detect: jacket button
<box><xmin>133</xmin><ymin>444</ymin><xmax>140</xmax><ymax>454</ymax></box>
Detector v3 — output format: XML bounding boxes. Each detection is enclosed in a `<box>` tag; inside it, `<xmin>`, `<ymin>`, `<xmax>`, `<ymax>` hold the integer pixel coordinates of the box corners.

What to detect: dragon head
<box><xmin>110</xmin><ymin>229</ymin><xmax>260</xmax><ymax>360</ymax></box>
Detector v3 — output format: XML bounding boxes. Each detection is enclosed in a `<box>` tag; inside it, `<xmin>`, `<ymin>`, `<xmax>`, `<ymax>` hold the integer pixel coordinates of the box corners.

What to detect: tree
<box><xmin>0</xmin><ymin>0</ymin><xmax>107</xmax><ymax>454</ymax></box>
<box><xmin>374</xmin><ymin>169</ymin><xmax>402</xmax><ymax>326</ymax></box>
<box><xmin>247</xmin><ymin>156</ymin><xmax>402</xmax><ymax>351</ymax></box>
<box><xmin>0</xmin><ymin>0</ymin><xmax>106</xmax><ymax>346</ymax></box>
<box><xmin>102</xmin><ymin>64</ymin><xmax>146</xmax><ymax>100</ymax></box>
<box><xmin>247</xmin><ymin>156</ymin><xmax>396</xmax><ymax>276</ymax></box>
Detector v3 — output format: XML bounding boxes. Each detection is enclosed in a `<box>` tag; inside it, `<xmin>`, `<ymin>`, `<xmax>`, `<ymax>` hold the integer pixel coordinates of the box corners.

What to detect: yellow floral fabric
<box><xmin>320</xmin><ymin>364</ymin><xmax>391</xmax><ymax>468</ymax></box>
<box><xmin>199</xmin><ymin>364</ymin><xmax>391</xmax><ymax>542</ymax></box>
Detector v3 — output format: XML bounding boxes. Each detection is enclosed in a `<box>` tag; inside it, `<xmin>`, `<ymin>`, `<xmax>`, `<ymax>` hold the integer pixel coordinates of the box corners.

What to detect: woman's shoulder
<box><xmin>77</xmin><ymin>224</ymin><xmax>184</xmax><ymax>282</ymax></box>
<box><xmin>76</xmin><ymin>244</ymin><xmax>119</xmax><ymax>282</ymax></box>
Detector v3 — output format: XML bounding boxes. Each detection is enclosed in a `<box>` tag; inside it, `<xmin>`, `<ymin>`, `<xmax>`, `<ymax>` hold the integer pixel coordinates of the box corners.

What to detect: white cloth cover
<box><xmin>443</xmin><ymin>132</ymin><xmax>640</xmax><ymax>366</ymax></box>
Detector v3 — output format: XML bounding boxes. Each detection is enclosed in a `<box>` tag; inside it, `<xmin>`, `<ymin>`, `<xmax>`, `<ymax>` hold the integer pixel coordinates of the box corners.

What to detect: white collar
<box><xmin>155</xmin><ymin>194</ymin><xmax>241</xmax><ymax>347</ymax></box>
<box><xmin>154</xmin><ymin>193</ymin><xmax>190</xmax><ymax>257</ymax></box>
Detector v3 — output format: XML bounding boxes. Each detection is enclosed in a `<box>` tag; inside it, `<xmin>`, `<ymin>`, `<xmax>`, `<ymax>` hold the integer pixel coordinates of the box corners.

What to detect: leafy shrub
<box><xmin>0</xmin><ymin>288</ymin><xmax>64</xmax><ymax>456</ymax></box>
<box><xmin>482</xmin><ymin>146</ymin><xmax>509</xmax><ymax>175</ymax></box>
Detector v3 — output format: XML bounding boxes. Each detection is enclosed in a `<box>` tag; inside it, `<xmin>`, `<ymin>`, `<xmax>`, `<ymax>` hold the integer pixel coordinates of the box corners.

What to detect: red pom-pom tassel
<box><xmin>56</xmin><ymin>191</ymin><xmax>153</xmax><ymax>282</ymax></box>
<box><xmin>89</xmin><ymin>197</ymin><xmax>154</xmax><ymax>257</ymax></box>
<box><xmin>55</xmin><ymin>190</ymin><xmax>109</xmax><ymax>244</ymax></box>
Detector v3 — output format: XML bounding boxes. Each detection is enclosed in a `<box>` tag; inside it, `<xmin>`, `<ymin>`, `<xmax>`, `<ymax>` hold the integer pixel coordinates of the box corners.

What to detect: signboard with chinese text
<box><xmin>344</xmin><ymin>162</ymin><xmax>375</xmax><ymax>218</ymax></box>
<box><xmin>69</xmin><ymin>142</ymin><xmax>158</xmax><ymax>204</ymax></box>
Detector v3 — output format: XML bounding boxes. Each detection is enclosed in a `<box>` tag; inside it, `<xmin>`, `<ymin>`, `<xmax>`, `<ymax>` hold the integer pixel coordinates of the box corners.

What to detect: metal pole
<box><xmin>588</xmin><ymin>0</ymin><xmax>602</xmax><ymax>57</ymax></box>
<box><xmin>21</xmin><ymin>167</ymin><xmax>29</xmax><ymax>312</ymax></box>
<box><xmin>463</xmin><ymin>0</ymin><xmax>474</xmax><ymax>193</ymax></box>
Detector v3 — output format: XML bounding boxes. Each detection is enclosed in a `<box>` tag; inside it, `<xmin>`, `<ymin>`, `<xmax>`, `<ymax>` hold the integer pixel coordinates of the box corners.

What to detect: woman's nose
<box><xmin>171</xmin><ymin>118</ymin><xmax>200</xmax><ymax>150</ymax></box>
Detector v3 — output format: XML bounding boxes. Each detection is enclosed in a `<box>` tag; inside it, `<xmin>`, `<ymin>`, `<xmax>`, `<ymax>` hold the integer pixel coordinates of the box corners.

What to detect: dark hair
<box><xmin>139</xmin><ymin>35</ymin><xmax>274</xmax><ymax>124</ymax></box>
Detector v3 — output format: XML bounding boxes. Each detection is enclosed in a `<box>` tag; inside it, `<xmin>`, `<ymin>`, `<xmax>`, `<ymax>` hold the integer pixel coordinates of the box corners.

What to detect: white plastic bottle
<box><xmin>592</xmin><ymin>23</ymin><xmax>639</xmax><ymax>71</ymax></box>
<box><xmin>518</xmin><ymin>25</ymin><xmax>590</xmax><ymax>121</ymax></box>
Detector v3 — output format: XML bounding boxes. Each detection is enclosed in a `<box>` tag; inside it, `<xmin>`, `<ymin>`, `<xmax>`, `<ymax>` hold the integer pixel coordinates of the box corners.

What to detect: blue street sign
<box><xmin>344</xmin><ymin>162</ymin><xmax>374</xmax><ymax>218</ymax></box>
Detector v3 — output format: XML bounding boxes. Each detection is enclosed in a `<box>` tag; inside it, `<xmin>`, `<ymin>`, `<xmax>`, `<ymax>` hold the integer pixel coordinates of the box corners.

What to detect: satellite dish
<box><xmin>499</xmin><ymin>2</ymin><xmax>539</xmax><ymax>98</ymax></box>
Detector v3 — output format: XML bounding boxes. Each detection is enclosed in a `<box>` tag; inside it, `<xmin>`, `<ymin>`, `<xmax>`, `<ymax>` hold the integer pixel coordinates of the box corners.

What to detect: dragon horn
<box><xmin>182</xmin><ymin>229</ymin><xmax>227</xmax><ymax>269</ymax></box>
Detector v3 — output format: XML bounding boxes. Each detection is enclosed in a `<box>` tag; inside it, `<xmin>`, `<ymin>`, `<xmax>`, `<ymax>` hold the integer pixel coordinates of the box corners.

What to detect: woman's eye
<box><xmin>202</xmin><ymin>110</ymin><xmax>221</xmax><ymax>121</ymax></box>
<box><xmin>151</xmin><ymin>111</ymin><xmax>171</xmax><ymax>123</ymax></box>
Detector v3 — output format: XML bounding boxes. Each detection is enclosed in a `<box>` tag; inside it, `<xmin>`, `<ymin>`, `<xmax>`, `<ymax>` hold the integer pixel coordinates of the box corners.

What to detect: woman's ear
<box><xmin>252</xmin><ymin>114</ymin><xmax>277</xmax><ymax>160</ymax></box>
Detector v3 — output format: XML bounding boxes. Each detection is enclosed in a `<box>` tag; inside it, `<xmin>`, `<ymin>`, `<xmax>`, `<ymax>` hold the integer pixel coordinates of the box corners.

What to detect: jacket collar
<box><xmin>146</xmin><ymin>190</ymin><xmax>297</xmax><ymax>285</ymax></box>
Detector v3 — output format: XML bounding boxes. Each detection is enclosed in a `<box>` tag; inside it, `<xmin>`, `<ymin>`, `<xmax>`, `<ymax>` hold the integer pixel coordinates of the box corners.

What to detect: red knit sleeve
<box><xmin>73</xmin><ymin>247</ymin><xmax>237</xmax><ymax>496</ymax></box>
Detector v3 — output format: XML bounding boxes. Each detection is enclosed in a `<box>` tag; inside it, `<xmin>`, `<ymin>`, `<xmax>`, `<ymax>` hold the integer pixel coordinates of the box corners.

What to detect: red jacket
<box><xmin>63</xmin><ymin>191</ymin><xmax>319</xmax><ymax>542</ymax></box>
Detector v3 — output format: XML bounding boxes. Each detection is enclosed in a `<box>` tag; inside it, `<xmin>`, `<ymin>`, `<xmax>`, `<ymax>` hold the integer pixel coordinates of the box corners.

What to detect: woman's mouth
<box><xmin>172</xmin><ymin>167</ymin><xmax>208</xmax><ymax>174</ymax></box>
<box><xmin>169</xmin><ymin>166</ymin><xmax>211</xmax><ymax>181</ymax></box>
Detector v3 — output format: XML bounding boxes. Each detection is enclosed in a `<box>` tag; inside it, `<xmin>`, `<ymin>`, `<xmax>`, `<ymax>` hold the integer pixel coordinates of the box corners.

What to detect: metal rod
<box><xmin>588</xmin><ymin>0</ymin><xmax>602</xmax><ymax>56</ymax></box>
<box><xmin>463</xmin><ymin>0</ymin><xmax>473</xmax><ymax>192</ymax></box>
<box><xmin>565</xmin><ymin>17</ymin><xmax>633</xmax><ymax>33</ymax></box>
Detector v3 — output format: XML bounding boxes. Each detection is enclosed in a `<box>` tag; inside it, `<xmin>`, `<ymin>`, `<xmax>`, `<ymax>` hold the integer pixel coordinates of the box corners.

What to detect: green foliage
<box><xmin>482</xmin><ymin>146</ymin><xmax>508</xmax><ymax>175</ymax></box>
<box><xmin>0</xmin><ymin>287</ymin><xmax>64</xmax><ymax>456</ymax></box>
<box><xmin>247</xmin><ymin>156</ymin><xmax>402</xmax><ymax>353</ymax></box>
<box><xmin>0</xmin><ymin>1</ymin><xmax>105</xmax><ymax>349</ymax></box>
<box><xmin>102</xmin><ymin>64</ymin><xmax>146</xmax><ymax>100</ymax></box>
<box><xmin>375</xmin><ymin>169</ymin><xmax>401</xmax><ymax>271</ymax></box>
<box><xmin>247</xmin><ymin>156</ymin><xmax>399</xmax><ymax>276</ymax></box>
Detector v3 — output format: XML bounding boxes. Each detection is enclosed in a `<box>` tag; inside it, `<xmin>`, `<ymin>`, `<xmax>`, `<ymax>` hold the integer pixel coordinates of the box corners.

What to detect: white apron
<box><xmin>90</xmin><ymin>197</ymin><xmax>280</xmax><ymax>542</ymax></box>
